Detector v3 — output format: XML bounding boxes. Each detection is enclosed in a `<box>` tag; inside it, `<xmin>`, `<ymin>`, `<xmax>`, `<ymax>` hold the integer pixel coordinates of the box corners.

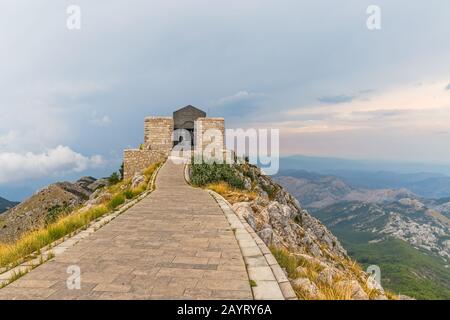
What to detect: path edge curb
<box><xmin>208</xmin><ymin>190</ymin><xmax>297</xmax><ymax>300</ymax></box>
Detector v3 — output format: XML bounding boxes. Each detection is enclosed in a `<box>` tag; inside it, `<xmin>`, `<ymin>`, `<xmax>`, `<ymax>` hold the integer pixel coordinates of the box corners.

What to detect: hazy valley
<box><xmin>275</xmin><ymin>168</ymin><xmax>450</xmax><ymax>299</ymax></box>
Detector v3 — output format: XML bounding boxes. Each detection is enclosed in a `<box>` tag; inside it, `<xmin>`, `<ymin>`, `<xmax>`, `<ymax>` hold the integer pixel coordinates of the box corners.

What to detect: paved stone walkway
<box><xmin>0</xmin><ymin>160</ymin><xmax>253</xmax><ymax>300</ymax></box>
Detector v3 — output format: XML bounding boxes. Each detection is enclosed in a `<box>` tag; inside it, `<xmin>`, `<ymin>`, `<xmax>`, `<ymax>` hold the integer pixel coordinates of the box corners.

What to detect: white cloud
<box><xmin>282</xmin><ymin>79</ymin><xmax>450</xmax><ymax>133</ymax></box>
<box><xmin>0</xmin><ymin>131</ymin><xmax>18</xmax><ymax>148</ymax></box>
<box><xmin>215</xmin><ymin>91</ymin><xmax>265</xmax><ymax>106</ymax></box>
<box><xmin>91</xmin><ymin>110</ymin><xmax>112</xmax><ymax>127</ymax></box>
<box><xmin>0</xmin><ymin>146</ymin><xmax>103</xmax><ymax>184</ymax></box>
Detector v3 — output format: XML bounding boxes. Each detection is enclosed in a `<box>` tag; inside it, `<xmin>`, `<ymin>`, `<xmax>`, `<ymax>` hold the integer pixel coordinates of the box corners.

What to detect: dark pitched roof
<box><xmin>173</xmin><ymin>105</ymin><xmax>207</xmax><ymax>130</ymax></box>
<box><xmin>173</xmin><ymin>105</ymin><xmax>206</xmax><ymax>115</ymax></box>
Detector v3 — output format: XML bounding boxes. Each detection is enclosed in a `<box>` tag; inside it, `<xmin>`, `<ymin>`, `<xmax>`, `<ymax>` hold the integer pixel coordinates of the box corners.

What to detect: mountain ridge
<box><xmin>275</xmin><ymin>170</ymin><xmax>415</xmax><ymax>209</ymax></box>
<box><xmin>0</xmin><ymin>177</ymin><xmax>108</xmax><ymax>243</ymax></box>
<box><xmin>0</xmin><ymin>197</ymin><xmax>18</xmax><ymax>214</ymax></box>
<box><xmin>281</xmin><ymin>155</ymin><xmax>450</xmax><ymax>176</ymax></box>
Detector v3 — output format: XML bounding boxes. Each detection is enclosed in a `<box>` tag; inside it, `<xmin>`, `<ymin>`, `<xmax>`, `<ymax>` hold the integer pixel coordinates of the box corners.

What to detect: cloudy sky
<box><xmin>1</xmin><ymin>0</ymin><xmax>450</xmax><ymax>199</ymax></box>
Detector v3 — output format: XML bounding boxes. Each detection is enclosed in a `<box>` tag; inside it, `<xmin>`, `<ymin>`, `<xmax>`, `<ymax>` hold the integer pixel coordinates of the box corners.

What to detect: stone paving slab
<box><xmin>0</xmin><ymin>160</ymin><xmax>253</xmax><ymax>300</ymax></box>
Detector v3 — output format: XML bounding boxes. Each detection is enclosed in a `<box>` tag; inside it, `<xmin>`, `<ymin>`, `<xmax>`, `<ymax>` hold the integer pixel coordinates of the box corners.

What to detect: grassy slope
<box><xmin>331</xmin><ymin>228</ymin><xmax>450</xmax><ymax>300</ymax></box>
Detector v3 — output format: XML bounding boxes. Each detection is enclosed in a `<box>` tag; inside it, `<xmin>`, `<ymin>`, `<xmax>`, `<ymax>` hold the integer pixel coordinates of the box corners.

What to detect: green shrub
<box><xmin>123</xmin><ymin>189</ymin><xmax>134</xmax><ymax>199</ymax></box>
<box><xmin>108</xmin><ymin>194</ymin><xmax>125</xmax><ymax>210</ymax></box>
<box><xmin>132</xmin><ymin>185</ymin><xmax>146</xmax><ymax>196</ymax></box>
<box><xmin>45</xmin><ymin>204</ymin><xmax>70</xmax><ymax>225</ymax></box>
<box><xmin>119</xmin><ymin>162</ymin><xmax>124</xmax><ymax>179</ymax></box>
<box><xmin>262</xmin><ymin>184</ymin><xmax>278</xmax><ymax>200</ymax></box>
<box><xmin>108</xmin><ymin>172</ymin><xmax>121</xmax><ymax>185</ymax></box>
<box><xmin>191</xmin><ymin>162</ymin><xmax>244</xmax><ymax>189</ymax></box>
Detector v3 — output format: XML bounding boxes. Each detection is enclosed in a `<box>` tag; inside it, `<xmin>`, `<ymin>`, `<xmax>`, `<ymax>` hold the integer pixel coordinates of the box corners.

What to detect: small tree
<box><xmin>108</xmin><ymin>172</ymin><xmax>120</xmax><ymax>185</ymax></box>
<box><xmin>119</xmin><ymin>162</ymin><xmax>124</xmax><ymax>180</ymax></box>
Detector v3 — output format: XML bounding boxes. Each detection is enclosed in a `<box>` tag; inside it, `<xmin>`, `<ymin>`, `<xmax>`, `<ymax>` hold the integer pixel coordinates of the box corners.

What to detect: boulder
<box><xmin>317</xmin><ymin>267</ymin><xmax>343</xmax><ymax>286</ymax></box>
<box><xmin>308</xmin><ymin>243</ymin><xmax>322</xmax><ymax>257</ymax></box>
<box><xmin>255</xmin><ymin>197</ymin><xmax>269</xmax><ymax>207</ymax></box>
<box><xmin>257</xmin><ymin>227</ymin><xmax>273</xmax><ymax>245</ymax></box>
<box><xmin>87</xmin><ymin>178</ymin><xmax>108</xmax><ymax>191</ymax></box>
<box><xmin>292</xmin><ymin>278</ymin><xmax>320</xmax><ymax>299</ymax></box>
<box><xmin>75</xmin><ymin>176</ymin><xmax>97</xmax><ymax>190</ymax></box>
<box><xmin>265</xmin><ymin>202</ymin><xmax>290</xmax><ymax>228</ymax></box>
<box><xmin>86</xmin><ymin>191</ymin><xmax>112</xmax><ymax>206</ymax></box>
<box><xmin>294</xmin><ymin>253</ymin><xmax>328</xmax><ymax>269</ymax></box>
<box><xmin>255</xmin><ymin>187</ymin><xmax>269</xmax><ymax>200</ymax></box>
<box><xmin>295</xmin><ymin>266</ymin><xmax>308</xmax><ymax>276</ymax></box>
<box><xmin>245</xmin><ymin>214</ymin><xmax>257</xmax><ymax>231</ymax></box>
<box><xmin>243</xmin><ymin>177</ymin><xmax>252</xmax><ymax>190</ymax></box>
<box><xmin>232</xmin><ymin>202</ymin><xmax>256</xmax><ymax>230</ymax></box>
<box><xmin>131</xmin><ymin>173</ymin><xmax>145</xmax><ymax>189</ymax></box>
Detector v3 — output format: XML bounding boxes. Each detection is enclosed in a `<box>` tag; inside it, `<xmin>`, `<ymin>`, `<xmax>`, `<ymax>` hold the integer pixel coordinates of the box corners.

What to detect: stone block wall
<box><xmin>123</xmin><ymin>149</ymin><xmax>166</xmax><ymax>180</ymax></box>
<box><xmin>194</xmin><ymin>117</ymin><xmax>225</xmax><ymax>159</ymax></box>
<box><xmin>144</xmin><ymin>117</ymin><xmax>173</xmax><ymax>155</ymax></box>
<box><xmin>125</xmin><ymin>114</ymin><xmax>226</xmax><ymax>174</ymax></box>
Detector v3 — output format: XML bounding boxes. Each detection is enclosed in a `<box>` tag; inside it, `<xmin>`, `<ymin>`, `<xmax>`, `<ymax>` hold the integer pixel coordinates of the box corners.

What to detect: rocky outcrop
<box><xmin>131</xmin><ymin>173</ymin><xmax>146</xmax><ymax>189</ymax></box>
<box><xmin>0</xmin><ymin>177</ymin><xmax>107</xmax><ymax>243</ymax></box>
<box><xmin>230</xmin><ymin>163</ymin><xmax>388</xmax><ymax>300</ymax></box>
<box><xmin>234</xmin><ymin>164</ymin><xmax>347</xmax><ymax>261</ymax></box>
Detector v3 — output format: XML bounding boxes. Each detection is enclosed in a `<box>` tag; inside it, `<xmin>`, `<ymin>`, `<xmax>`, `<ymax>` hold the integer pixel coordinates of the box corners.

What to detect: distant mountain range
<box><xmin>275</xmin><ymin>168</ymin><xmax>450</xmax><ymax>299</ymax></box>
<box><xmin>0</xmin><ymin>197</ymin><xmax>18</xmax><ymax>214</ymax></box>
<box><xmin>280</xmin><ymin>155</ymin><xmax>450</xmax><ymax>199</ymax></box>
<box><xmin>281</xmin><ymin>155</ymin><xmax>450</xmax><ymax>176</ymax></box>
<box><xmin>275</xmin><ymin>170</ymin><xmax>415</xmax><ymax>209</ymax></box>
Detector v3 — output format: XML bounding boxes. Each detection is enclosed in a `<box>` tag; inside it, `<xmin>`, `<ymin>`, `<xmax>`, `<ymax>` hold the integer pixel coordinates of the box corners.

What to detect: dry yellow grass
<box><xmin>336</xmin><ymin>257</ymin><xmax>387</xmax><ymax>299</ymax></box>
<box><xmin>317</xmin><ymin>281</ymin><xmax>355</xmax><ymax>300</ymax></box>
<box><xmin>271</xmin><ymin>245</ymin><xmax>384</xmax><ymax>300</ymax></box>
<box><xmin>293</xmin><ymin>270</ymin><xmax>362</xmax><ymax>300</ymax></box>
<box><xmin>0</xmin><ymin>205</ymin><xmax>108</xmax><ymax>268</ymax></box>
<box><xmin>205</xmin><ymin>181</ymin><xmax>258</xmax><ymax>204</ymax></box>
<box><xmin>385</xmin><ymin>290</ymin><xmax>399</xmax><ymax>300</ymax></box>
<box><xmin>143</xmin><ymin>163</ymin><xmax>160</xmax><ymax>181</ymax></box>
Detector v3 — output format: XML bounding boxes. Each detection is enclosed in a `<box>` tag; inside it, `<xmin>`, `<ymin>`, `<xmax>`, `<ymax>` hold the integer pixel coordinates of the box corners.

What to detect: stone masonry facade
<box><xmin>144</xmin><ymin>117</ymin><xmax>174</xmax><ymax>153</ymax></box>
<box><xmin>194</xmin><ymin>118</ymin><xmax>225</xmax><ymax>159</ymax></box>
<box><xmin>123</xmin><ymin>149</ymin><xmax>166</xmax><ymax>180</ymax></box>
<box><xmin>123</xmin><ymin>106</ymin><xmax>225</xmax><ymax>180</ymax></box>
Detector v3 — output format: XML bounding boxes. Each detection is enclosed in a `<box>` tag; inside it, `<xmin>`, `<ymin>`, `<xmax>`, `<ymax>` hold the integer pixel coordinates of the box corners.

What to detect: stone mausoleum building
<box><xmin>123</xmin><ymin>105</ymin><xmax>225</xmax><ymax>179</ymax></box>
